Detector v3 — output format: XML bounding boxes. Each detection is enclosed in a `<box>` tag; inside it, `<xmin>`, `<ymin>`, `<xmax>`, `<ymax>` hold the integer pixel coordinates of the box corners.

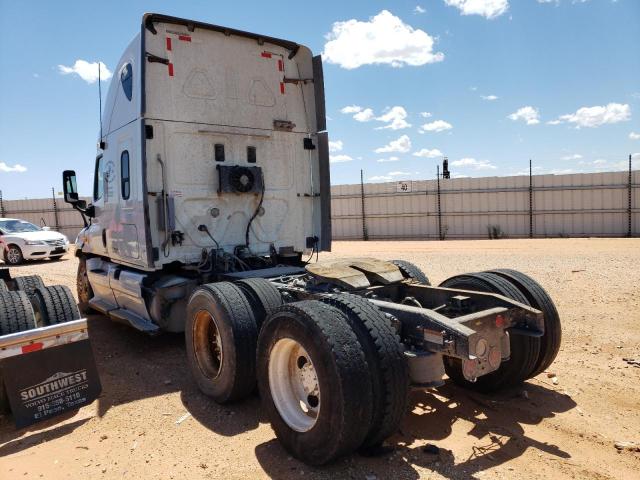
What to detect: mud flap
<box><xmin>0</xmin><ymin>321</ymin><xmax>102</xmax><ymax>428</ymax></box>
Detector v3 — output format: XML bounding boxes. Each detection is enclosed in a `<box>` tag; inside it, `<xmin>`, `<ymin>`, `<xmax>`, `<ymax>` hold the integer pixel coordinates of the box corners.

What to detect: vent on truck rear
<box><xmin>217</xmin><ymin>165</ymin><xmax>263</xmax><ymax>194</ymax></box>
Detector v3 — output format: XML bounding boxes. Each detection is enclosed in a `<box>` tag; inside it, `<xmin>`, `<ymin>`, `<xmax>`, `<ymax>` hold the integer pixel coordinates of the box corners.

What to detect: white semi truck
<box><xmin>62</xmin><ymin>13</ymin><xmax>561</xmax><ymax>465</ymax></box>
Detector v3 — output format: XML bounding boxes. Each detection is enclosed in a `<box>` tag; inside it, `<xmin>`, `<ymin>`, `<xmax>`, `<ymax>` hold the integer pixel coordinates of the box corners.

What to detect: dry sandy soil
<box><xmin>1</xmin><ymin>238</ymin><xmax>639</xmax><ymax>479</ymax></box>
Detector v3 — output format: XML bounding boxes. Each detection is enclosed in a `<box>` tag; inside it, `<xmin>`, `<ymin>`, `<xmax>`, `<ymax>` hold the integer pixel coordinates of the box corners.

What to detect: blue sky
<box><xmin>0</xmin><ymin>0</ymin><xmax>638</xmax><ymax>199</ymax></box>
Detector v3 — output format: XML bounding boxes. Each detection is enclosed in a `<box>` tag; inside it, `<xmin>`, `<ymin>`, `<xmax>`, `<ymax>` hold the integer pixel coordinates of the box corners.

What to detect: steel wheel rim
<box><xmin>7</xmin><ymin>248</ymin><xmax>20</xmax><ymax>264</ymax></box>
<box><xmin>268</xmin><ymin>338</ymin><xmax>320</xmax><ymax>432</ymax></box>
<box><xmin>193</xmin><ymin>310</ymin><xmax>224</xmax><ymax>380</ymax></box>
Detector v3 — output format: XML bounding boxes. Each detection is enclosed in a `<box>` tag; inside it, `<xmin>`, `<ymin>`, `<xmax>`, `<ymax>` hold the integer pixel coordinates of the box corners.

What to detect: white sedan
<box><xmin>0</xmin><ymin>218</ymin><xmax>69</xmax><ymax>265</ymax></box>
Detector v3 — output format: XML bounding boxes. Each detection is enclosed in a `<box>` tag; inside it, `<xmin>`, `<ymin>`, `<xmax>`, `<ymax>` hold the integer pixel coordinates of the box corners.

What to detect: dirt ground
<box><xmin>1</xmin><ymin>238</ymin><xmax>639</xmax><ymax>480</ymax></box>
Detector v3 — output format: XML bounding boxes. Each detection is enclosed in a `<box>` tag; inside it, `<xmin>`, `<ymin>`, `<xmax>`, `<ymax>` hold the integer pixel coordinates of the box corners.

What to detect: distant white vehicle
<box><xmin>0</xmin><ymin>218</ymin><xmax>69</xmax><ymax>265</ymax></box>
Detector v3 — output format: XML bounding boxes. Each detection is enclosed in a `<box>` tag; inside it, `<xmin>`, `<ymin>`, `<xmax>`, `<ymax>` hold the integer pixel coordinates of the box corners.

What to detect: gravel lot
<box><xmin>1</xmin><ymin>238</ymin><xmax>639</xmax><ymax>479</ymax></box>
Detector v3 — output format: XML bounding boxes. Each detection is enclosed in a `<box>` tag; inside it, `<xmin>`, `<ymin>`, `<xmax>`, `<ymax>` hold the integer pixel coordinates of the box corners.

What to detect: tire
<box><xmin>487</xmin><ymin>269</ymin><xmax>562</xmax><ymax>378</ymax></box>
<box><xmin>391</xmin><ymin>259</ymin><xmax>430</xmax><ymax>285</ymax></box>
<box><xmin>4</xmin><ymin>245</ymin><xmax>24</xmax><ymax>265</ymax></box>
<box><xmin>13</xmin><ymin>275</ymin><xmax>45</xmax><ymax>297</ymax></box>
<box><xmin>0</xmin><ymin>280</ymin><xmax>8</xmax><ymax>292</ymax></box>
<box><xmin>235</xmin><ymin>278</ymin><xmax>283</xmax><ymax>330</ymax></box>
<box><xmin>439</xmin><ymin>272</ymin><xmax>540</xmax><ymax>392</ymax></box>
<box><xmin>0</xmin><ymin>291</ymin><xmax>36</xmax><ymax>334</ymax></box>
<box><xmin>77</xmin><ymin>257</ymin><xmax>95</xmax><ymax>314</ymax></box>
<box><xmin>31</xmin><ymin>285</ymin><xmax>81</xmax><ymax>327</ymax></box>
<box><xmin>257</xmin><ymin>301</ymin><xmax>374</xmax><ymax>465</ymax></box>
<box><xmin>319</xmin><ymin>293</ymin><xmax>408</xmax><ymax>449</ymax></box>
<box><xmin>185</xmin><ymin>282</ymin><xmax>258</xmax><ymax>403</ymax></box>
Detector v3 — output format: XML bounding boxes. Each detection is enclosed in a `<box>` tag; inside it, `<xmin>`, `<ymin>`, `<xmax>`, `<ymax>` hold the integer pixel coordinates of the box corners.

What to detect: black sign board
<box><xmin>1</xmin><ymin>340</ymin><xmax>101</xmax><ymax>428</ymax></box>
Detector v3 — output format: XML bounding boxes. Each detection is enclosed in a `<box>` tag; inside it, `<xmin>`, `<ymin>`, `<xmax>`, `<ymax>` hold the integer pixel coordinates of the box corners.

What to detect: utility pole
<box><xmin>628</xmin><ymin>154</ymin><xmax>633</xmax><ymax>238</ymax></box>
<box><xmin>360</xmin><ymin>169</ymin><xmax>368</xmax><ymax>241</ymax></box>
<box><xmin>52</xmin><ymin>187</ymin><xmax>60</xmax><ymax>231</ymax></box>
<box><xmin>529</xmin><ymin>159</ymin><xmax>534</xmax><ymax>239</ymax></box>
<box><xmin>436</xmin><ymin>165</ymin><xmax>443</xmax><ymax>241</ymax></box>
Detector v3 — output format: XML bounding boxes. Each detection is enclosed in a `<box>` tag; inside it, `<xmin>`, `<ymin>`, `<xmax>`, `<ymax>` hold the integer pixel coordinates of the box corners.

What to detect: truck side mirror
<box><xmin>62</xmin><ymin>170</ymin><xmax>79</xmax><ymax>204</ymax></box>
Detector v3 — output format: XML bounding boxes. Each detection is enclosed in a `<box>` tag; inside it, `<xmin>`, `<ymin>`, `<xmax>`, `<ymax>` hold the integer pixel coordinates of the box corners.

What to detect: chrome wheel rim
<box><xmin>6</xmin><ymin>248</ymin><xmax>20</xmax><ymax>264</ymax></box>
<box><xmin>268</xmin><ymin>338</ymin><xmax>320</xmax><ymax>432</ymax></box>
<box><xmin>193</xmin><ymin>310</ymin><xmax>224</xmax><ymax>380</ymax></box>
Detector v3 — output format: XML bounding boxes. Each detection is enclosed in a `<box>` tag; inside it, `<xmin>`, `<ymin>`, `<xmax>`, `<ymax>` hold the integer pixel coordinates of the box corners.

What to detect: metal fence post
<box><xmin>436</xmin><ymin>166</ymin><xmax>443</xmax><ymax>241</ymax></box>
<box><xmin>529</xmin><ymin>159</ymin><xmax>534</xmax><ymax>239</ymax></box>
<box><xmin>0</xmin><ymin>190</ymin><xmax>5</xmax><ymax>218</ymax></box>
<box><xmin>360</xmin><ymin>169</ymin><xmax>368</xmax><ymax>241</ymax></box>
<box><xmin>52</xmin><ymin>187</ymin><xmax>60</xmax><ymax>232</ymax></box>
<box><xmin>629</xmin><ymin>154</ymin><xmax>633</xmax><ymax>238</ymax></box>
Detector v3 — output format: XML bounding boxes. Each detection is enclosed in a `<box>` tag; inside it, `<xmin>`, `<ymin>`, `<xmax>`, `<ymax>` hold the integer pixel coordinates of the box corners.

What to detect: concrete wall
<box><xmin>331</xmin><ymin>171</ymin><xmax>640</xmax><ymax>240</ymax></box>
<box><xmin>2</xmin><ymin>170</ymin><xmax>638</xmax><ymax>242</ymax></box>
<box><xmin>0</xmin><ymin>197</ymin><xmax>90</xmax><ymax>241</ymax></box>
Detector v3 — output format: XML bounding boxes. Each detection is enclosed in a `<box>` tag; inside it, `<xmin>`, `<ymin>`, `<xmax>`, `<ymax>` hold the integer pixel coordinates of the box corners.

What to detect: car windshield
<box><xmin>0</xmin><ymin>220</ymin><xmax>41</xmax><ymax>234</ymax></box>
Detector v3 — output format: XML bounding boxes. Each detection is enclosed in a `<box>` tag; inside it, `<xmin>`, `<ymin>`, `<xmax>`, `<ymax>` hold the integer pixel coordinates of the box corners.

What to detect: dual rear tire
<box><xmin>440</xmin><ymin>270</ymin><xmax>561</xmax><ymax>392</ymax></box>
<box><xmin>185</xmin><ymin>282</ymin><xmax>408</xmax><ymax>465</ymax></box>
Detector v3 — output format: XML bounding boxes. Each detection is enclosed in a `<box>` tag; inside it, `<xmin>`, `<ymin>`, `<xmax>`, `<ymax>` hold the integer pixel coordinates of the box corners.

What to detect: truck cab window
<box><xmin>121</xmin><ymin>150</ymin><xmax>130</xmax><ymax>200</ymax></box>
<box><xmin>120</xmin><ymin>63</ymin><xmax>133</xmax><ymax>101</ymax></box>
<box><xmin>93</xmin><ymin>155</ymin><xmax>104</xmax><ymax>201</ymax></box>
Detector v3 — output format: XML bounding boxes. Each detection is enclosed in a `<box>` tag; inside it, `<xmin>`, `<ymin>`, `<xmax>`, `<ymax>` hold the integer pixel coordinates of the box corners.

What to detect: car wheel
<box><xmin>4</xmin><ymin>245</ymin><xmax>23</xmax><ymax>265</ymax></box>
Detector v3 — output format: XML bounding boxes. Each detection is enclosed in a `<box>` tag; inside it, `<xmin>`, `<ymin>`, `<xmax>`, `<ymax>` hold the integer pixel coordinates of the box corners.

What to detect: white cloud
<box><xmin>329</xmin><ymin>140</ymin><xmax>343</xmax><ymax>152</ymax></box>
<box><xmin>341</xmin><ymin>105</ymin><xmax>362</xmax><ymax>114</ymax></box>
<box><xmin>444</xmin><ymin>0</ymin><xmax>509</xmax><ymax>19</ymax></box>
<box><xmin>451</xmin><ymin>157</ymin><xmax>497</xmax><ymax>170</ymax></box>
<box><xmin>481</xmin><ymin>95</ymin><xmax>499</xmax><ymax>101</ymax></box>
<box><xmin>58</xmin><ymin>60</ymin><xmax>112</xmax><ymax>84</ymax></box>
<box><xmin>414</xmin><ymin>5</ymin><xmax>426</xmax><ymax>14</ymax></box>
<box><xmin>375</xmin><ymin>106</ymin><xmax>411</xmax><ymax>130</ymax></box>
<box><xmin>377</xmin><ymin>156</ymin><xmax>400</xmax><ymax>162</ymax></box>
<box><xmin>561</xmin><ymin>154</ymin><xmax>583</xmax><ymax>160</ymax></box>
<box><xmin>323</xmin><ymin>10</ymin><xmax>444</xmax><ymax>69</ymax></box>
<box><xmin>552</xmin><ymin>103</ymin><xmax>630</xmax><ymax>128</ymax></box>
<box><xmin>340</xmin><ymin>105</ymin><xmax>375</xmax><ymax>122</ymax></box>
<box><xmin>0</xmin><ymin>161</ymin><xmax>27</xmax><ymax>173</ymax></box>
<box><xmin>419</xmin><ymin>120</ymin><xmax>453</xmax><ymax>132</ymax></box>
<box><xmin>413</xmin><ymin>148</ymin><xmax>443</xmax><ymax>158</ymax></box>
<box><xmin>546</xmin><ymin>119</ymin><xmax>562</xmax><ymax>125</ymax></box>
<box><xmin>374</xmin><ymin>135</ymin><xmax>412</xmax><ymax>153</ymax></box>
<box><xmin>354</xmin><ymin>108</ymin><xmax>375</xmax><ymax>122</ymax></box>
<box><xmin>630</xmin><ymin>132</ymin><xmax>640</xmax><ymax>140</ymax></box>
<box><xmin>369</xmin><ymin>175</ymin><xmax>393</xmax><ymax>182</ymax></box>
<box><xmin>420</xmin><ymin>112</ymin><xmax>432</xmax><ymax>118</ymax></box>
<box><xmin>508</xmin><ymin>106</ymin><xmax>540</xmax><ymax>125</ymax></box>
<box><xmin>330</xmin><ymin>154</ymin><xmax>353</xmax><ymax>163</ymax></box>
<box><xmin>388</xmin><ymin>171</ymin><xmax>412</xmax><ymax>176</ymax></box>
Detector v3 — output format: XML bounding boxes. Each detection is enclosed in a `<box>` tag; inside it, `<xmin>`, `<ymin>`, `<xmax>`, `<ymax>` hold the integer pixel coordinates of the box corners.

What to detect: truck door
<box><xmin>109</xmin><ymin>135</ymin><xmax>141</xmax><ymax>261</ymax></box>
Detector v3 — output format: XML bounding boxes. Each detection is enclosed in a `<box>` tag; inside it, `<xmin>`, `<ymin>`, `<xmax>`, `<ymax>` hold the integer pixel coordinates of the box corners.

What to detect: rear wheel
<box><xmin>439</xmin><ymin>272</ymin><xmax>539</xmax><ymax>392</ymax></box>
<box><xmin>31</xmin><ymin>285</ymin><xmax>81</xmax><ymax>326</ymax></box>
<box><xmin>319</xmin><ymin>294</ymin><xmax>408</xmax><ymax>449</ymax></box>
<box><xmin>0</xmin><ymin>280</ymin><xmax>8</xmax><ymax>292</ymax></box>
<box><xmin>13</xmin><ymin>275</ymin><xmax>45</xmax><ymax>297</ymax></box>
<box><xmin>487</xmin><ymin>269</ymin><xmax>561</xmax><ymax>378</ymax></box>
<box><xmin>391</xmin><ymin>259</ymin><xmax>430</xmax><ymax>285</ymax></box>
<box><xmin>185</xmin><ymin>282</ymin><xmax>258</xmax><ymax>403</ymax></box>
<box><xmin>0</xmin><ymin>291</ymin><xmax>36</xmax><ymax>334</ymax></box>
<box><xmin>235</xmin><ymin>278</ymin><xmax>283</xmax><ymax>330</ymax></box>
<box><xmin>4</xmin><ymin>245</ymin><xmax>23</xmax><ymax>265</ymax></box>
<box><xmin>257</xmin><ymin>301</ymin><xmax>373</xmax><ymax>465</ymax></box>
